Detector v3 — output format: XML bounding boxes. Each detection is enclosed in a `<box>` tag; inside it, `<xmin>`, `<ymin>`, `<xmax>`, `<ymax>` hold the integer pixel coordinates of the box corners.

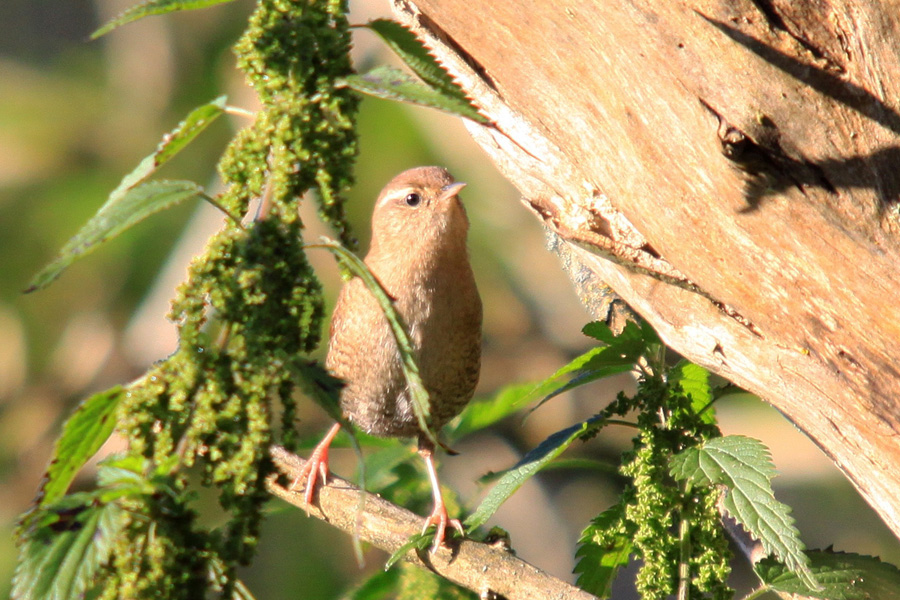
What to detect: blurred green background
<box><xmin>1</xmin><ymin>0</ymin><xmax>897</xmax><ymax>598</ymax></box>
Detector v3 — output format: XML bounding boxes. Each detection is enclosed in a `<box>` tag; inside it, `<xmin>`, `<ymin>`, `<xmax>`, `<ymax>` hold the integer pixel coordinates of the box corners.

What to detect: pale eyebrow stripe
<box><xmin>376</xmin><ymin>186</ymin><xmax>416</xmax><ymax>209</ymax></box>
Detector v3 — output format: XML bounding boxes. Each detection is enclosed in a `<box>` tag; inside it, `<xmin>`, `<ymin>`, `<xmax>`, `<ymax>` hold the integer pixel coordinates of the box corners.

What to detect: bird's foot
<box><xmin>289</xmin><ymin>423</ymin><xmax>341</xmax><ymax>513</ymax></box>
<box><xmin>422</xmin><ymin>504</ymin><xmax>465</xmax><ymax>553</ymax></box>
<box><xmin>290</xmin><ymin>445</ymin><xmax>329</xmax><ymax>512</ymax></box>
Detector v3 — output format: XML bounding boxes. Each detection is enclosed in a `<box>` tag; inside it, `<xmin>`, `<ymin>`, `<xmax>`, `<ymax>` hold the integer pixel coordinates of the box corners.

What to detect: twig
<box><xmin>267</xmin><ymin>445</ymin><xmax>597</xmax><ymax>600</ymax></box>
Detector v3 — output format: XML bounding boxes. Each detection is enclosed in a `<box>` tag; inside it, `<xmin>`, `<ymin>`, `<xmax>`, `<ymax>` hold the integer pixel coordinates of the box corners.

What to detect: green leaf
<box><xmin>668</xmin><ymin>360</ymin><xmax>716</xmax><ymax>424</ymax></box>
<box><xmin>26</xmin><ymin>97</ymin><xmax>227</xmax><ymax>292</ymax></box>
<box><xmin>366</xmin><ymin>20</ymin><xmax>467</xmax><ymax>101</ymax></box>
<box><xmin>13</xmin><ymin>501</ymin><xmax>128</xmax><ymax>600</ymax></box>
<box><xmin>446</xmin><ymin>382</ymin><xmax>534</xmax><ymax>440</ymax></box>
<box><xmin>96</xmin><ymin>97</ymin><xmax>224</xmax><ymax>201</ymax></box>
<box><xmin>581</xmin><ymin>320</ymin><xmax>647</xmax><ymax>367</ymax></box>
<box><xmin>581</xmin><ymin>321</ymin><xmax>619</xmax><ymax>344</ymax></box>
<box><xmin>26</xmin><ymin>180</ymin><xmax>207</xmax><ymax>292</ymax></box>
<box><xmin>670</xmin><ymin>435</ymin><xmax>817</xmax><ymax>589</ymax></box>
<box><xmin>669</xmin><ymin>361</ymin><xmax>711</xmax><ymax>406</ymax></box>
<box><xmin>541</xmin><ymin>346</ymin><xmax>610</xmax><ymax>383</ymax></box>
<box><xmin>155</xmin><ymin>96</ymin><xmax>227</xmax><ymax>163</ymax></box>
<box><xmin>574</xmin><ymin>504</ymin><xmax>633</xmax><ymax>598</ymax></box>
<box><xmin>362</xmin><ymin>20</ymin><xmax>487</xmax><ymax>123</ymax></box>
<box><xmin>639</xmin><ymin>318</ymin><xmax>661</xmax><ymax>346</ymax></box>
<box><xmin>583</xmin><ymin>319</ymin><xmax>655</xmax><ymax>348</ymax></box>
<box><xmin>525</xmin><ymin>339</ymin><xmax>640</xmax><ymax>415</ymax></box>
<box><xmin>344</xmin><ymin>67</ymin><xmax>486</xmax><ymax>123</ymax></box>
<box><xmin>92</xmin><ymin>0</ymin><xmax>237</xmax><ymax>38</ymax></box>
<box><xmin>94</xmin><ymin>454</ymin><xmax>180</xmax><ymax>497</ymax></box>
<box><xmin>95</xmin><ymin>455</ymin><xmax>147</xmax><ymax>489</ymax></box>
<box><xmin>583</xmin><ymin>320</ymin><xmax>661</xmax><ymax>370</ymax></box>
<box><xmin>756</xmin><ymin>549</ymin><xmax>900</xmax><ymax>600</ymax></box>
<box><xmin>309</xmin><ymin>238</ymin><xmax>437</xmax><ymax>446</ymax></box>
<box><xmin>384</xmin><ymin>532</ymin><xmax>431</xmax><ymax>571</ymax></box>
<box><xmin>530</xmin><ymin>360</ymin><xmax>633</xmax><ymax>413</ymax></box>
<box><xmin>449</xmin><ymin>342</ymin><xmax>634</xmax><ymax>439</ymax></box>
<box><xmin>37</xmin><ymin>386</ymin><xmax>124</xmax><ymax>508</ymax></box>
<box><xmin>465</xmin><ymin>415</ymin><xmax>605</xmax><ymax>531</ymax></box>
<box><xmin>104</xmin><ymin>97</ymin><xmax>224</xmax><ymax>204</ymax></box>
<box><xmin>522</xmin><ymin>327</ymin><xmax>645</xmax><ymax>414</ymax></box>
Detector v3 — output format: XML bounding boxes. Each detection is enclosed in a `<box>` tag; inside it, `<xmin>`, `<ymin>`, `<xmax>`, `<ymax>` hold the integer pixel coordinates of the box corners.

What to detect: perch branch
<box><xmin>267</xmin><ymin>445</ymin><xmax>596</xmax><ymax>600</ymax></box>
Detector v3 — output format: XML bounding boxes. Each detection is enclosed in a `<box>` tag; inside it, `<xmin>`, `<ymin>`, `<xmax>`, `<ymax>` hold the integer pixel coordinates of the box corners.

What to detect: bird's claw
<box><xmin>423</xmin><ymin>506</ymin><xmax>465</xmax><ymax>553</ymax></box>
<box><xmin>289</xmin><ymin>423</ymin><xmax>341</xmax><ymax>514</ymax></box>
<box><xmin>289</xmin><ymin>444</ymin><xmax>330</xmax><ymax>513</ymax></box>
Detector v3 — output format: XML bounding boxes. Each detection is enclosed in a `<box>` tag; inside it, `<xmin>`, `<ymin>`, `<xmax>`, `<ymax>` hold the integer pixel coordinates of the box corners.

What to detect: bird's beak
<box><xmin>438</xmin><ymin>181</ymin><xmax>467</xmax><ymax>202</ymax></box>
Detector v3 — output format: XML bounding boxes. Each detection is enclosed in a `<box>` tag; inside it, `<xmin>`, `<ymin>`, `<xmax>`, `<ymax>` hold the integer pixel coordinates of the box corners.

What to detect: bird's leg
<box><xmin>418</xmin><ymin>438</ymin><xmax>465</xmax><ymax>553</ymax></box>
<box><xmin>290</xmin><ymin>422</ymin><xmax>341</xmax><ymax>511</ymax></box>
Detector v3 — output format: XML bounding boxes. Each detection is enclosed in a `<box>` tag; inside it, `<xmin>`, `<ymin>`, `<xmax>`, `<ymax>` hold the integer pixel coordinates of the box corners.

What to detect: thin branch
<box><xmin>267</xmin><ymin>445</ymin><xmax>596</xmax><ymax>600</ymax></box>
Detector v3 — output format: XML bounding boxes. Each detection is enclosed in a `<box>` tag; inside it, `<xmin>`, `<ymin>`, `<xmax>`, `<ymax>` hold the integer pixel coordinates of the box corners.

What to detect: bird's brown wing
<box><xmin>326</xmin><ymin>278</ymin><xmax>418</xmax><ymax>437</ymax></box>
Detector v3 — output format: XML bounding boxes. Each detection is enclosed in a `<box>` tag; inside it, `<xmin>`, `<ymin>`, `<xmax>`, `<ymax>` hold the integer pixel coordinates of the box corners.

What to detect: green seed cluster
<box><xmin>586</xmin><ymin>376</ymin><xmax>733</xmax><ymax>599</ymax></box>
<box><xmin>222</xmin><ymin>0</ymin><xmax>359</xmax><ymax>243</ymax></box>
<box><xmin>689</xmin><ymin>489</ymin><xmax>733</xmax><ymax>600</ymax></box>
<box><xmin>115</xmin><ymin>220</ymin><xmax>325</xmax><ymax>595</ymax></box>
<box><xmin>107</xmin><ymin>0</ymin><xmax>359</xmax><ymax>595</ymax></box>
<box><xmin>97</xmin><ymin>489</ymin><xmax>210</xmax><ymax>600</ymax></box>
<box><xmin>622</xmin><ymin>425</ymin><xmax>680</xmax><ymax>599</ymax></box>
<box><xmin>663</xmin><ymin>385</ymin><xmax>732</xmax><ymax>599</ymax></box>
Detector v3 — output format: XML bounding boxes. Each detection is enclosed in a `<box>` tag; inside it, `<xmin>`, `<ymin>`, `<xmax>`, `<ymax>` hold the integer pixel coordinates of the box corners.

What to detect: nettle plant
<box><xmin>12</xmin><ymin>1</ymin><xmax>900</xmax><ymax>599</ymax></box>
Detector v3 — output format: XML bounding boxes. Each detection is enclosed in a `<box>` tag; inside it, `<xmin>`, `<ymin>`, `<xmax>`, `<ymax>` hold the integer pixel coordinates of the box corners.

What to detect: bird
<box><xmin>294</xmin><ymin>166</ymin><xmax>482</xmax><ymax>552</ymax></box>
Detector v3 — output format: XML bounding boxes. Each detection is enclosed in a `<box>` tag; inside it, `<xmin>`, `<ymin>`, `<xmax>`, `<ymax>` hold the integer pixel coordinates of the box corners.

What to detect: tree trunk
<box><xmin>391</xmin><ymin>0</ymin><xmax>900</xmax><ymax>538</ymax></box>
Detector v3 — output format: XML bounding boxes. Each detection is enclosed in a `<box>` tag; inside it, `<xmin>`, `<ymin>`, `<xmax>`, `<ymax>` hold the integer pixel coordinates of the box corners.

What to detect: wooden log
<box><xmin>391</xmin><ymin>0</ymin><xmax>900</xmax><ymax>538</ymax></box>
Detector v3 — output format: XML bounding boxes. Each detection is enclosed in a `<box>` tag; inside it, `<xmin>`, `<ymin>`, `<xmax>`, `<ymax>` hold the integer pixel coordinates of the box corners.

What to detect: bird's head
<box><xmin>369</xmin><ymin>166</ymin><xmax>470</xmax><ymax>258</ymax></box>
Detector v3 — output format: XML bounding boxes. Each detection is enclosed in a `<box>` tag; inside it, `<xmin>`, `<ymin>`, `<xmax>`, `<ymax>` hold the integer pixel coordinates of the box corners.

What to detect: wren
<box><xmin>295</xmin><ymin>166</ymin><xmax>482</xmax><ymax>552</ymax></box>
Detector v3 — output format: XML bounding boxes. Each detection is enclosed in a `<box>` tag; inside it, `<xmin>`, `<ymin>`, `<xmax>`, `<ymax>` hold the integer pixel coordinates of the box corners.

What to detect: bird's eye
<box><xmin>404</xmin><ymin>193</ymin><xmax>421</xmax><ymax>207</ymax></box>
